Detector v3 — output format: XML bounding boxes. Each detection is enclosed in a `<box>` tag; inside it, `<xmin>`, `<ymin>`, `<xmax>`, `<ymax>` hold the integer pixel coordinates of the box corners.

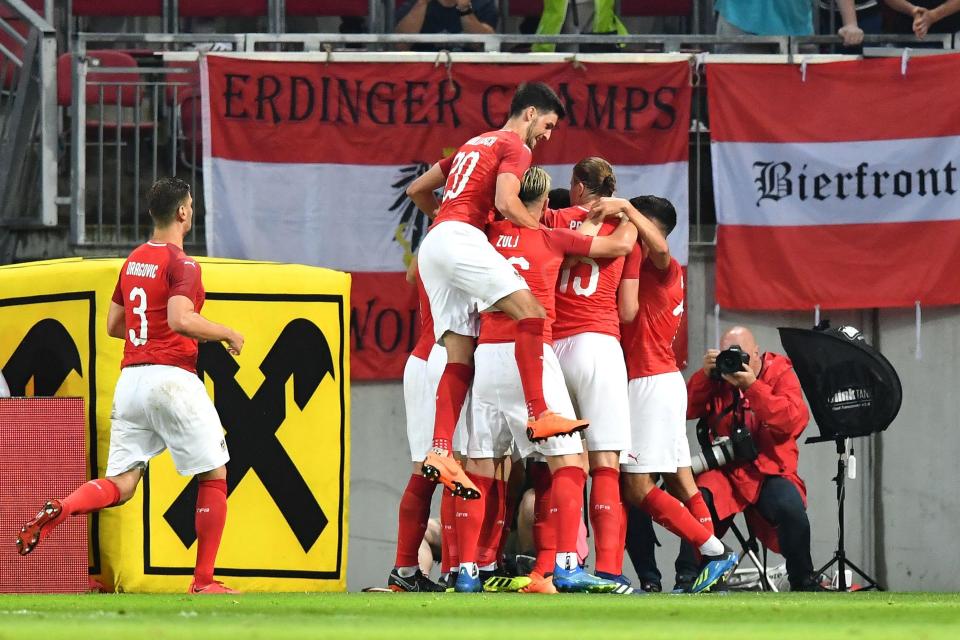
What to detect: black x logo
<box><xmin>2</xmin><ymin>319</ymin><xmax>83</xmax><ymax>395</ymax></box>
<box><xmin>162</xmin><ymin>318</ymin><xmax>335</xmax><ymax>552</ymax></box>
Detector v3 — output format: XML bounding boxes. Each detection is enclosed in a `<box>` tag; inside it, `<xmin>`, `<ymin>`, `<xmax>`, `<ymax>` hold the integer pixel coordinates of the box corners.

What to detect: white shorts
<box><xmin>553</xmin><ymin>332</ymin><xmax>631</xmax><ymax>452</ymax></box>
<box><xmin>418</xmin><ymin>220</ymin><xmax>529</xmax><ymax>341</ymax></box>
<box><xmin>620</xmin><ymin>371</ymin><xmax>690</xmax><ymax>474</ymax></box>
<box><xmin>469</xmin><ymin>343</ymin><xmax>583</xmax><ymax>460</ymax></box>
<box><xmin>106</xmin><ymin>364</ymin><xmax>229</xmax><ymax>477</ymax></box>
<box><xmin>402</xmin><ymin>345</ymin><xmax>469</xmax><ymax>461</ymax></box>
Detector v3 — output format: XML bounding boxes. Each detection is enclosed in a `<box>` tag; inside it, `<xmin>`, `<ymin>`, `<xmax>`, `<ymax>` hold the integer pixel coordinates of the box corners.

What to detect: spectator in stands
<box><xmin>820</xmin><ymin>1</ymin><xmax>883</xmax><ymax>40</ymax></box>
<box><xmin>882</xmin><ymin>0</ymin><xmax>960</xmax><ymax>39</ymax></box>
<box><xmin>533</xmin><ymin>0</ymin><xmax>628</xmax><ymax>53</ymax></box>
<box><xmin>714</xmin><ymin>0</ymin><xmax>864</xmax><ymax>52</ymax></box>
<box><xmin>394</xmin><ymin>0</ymin><xmax>497</xmax><ymax>50</ymax></box>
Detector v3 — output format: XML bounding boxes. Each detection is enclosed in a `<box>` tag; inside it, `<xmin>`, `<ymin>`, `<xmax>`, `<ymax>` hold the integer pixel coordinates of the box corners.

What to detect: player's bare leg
<box><xmin>188</xmin><ymin>465</ymin><xmax>238</xmax><ymax>594</ymax></box>
<box><xmin>494</xmin><ymin>290</ymin><xmax>588</xmax><ymax>442</ymax></box>
<box><xmin>422</xmin><ymin>332</ymin><xmax>480</xmax><ymax>499</ymax></box>
<box><xmin>16</xmin><ymin>468</ymin><xmax>139</xmax><ymax>556</ymax></box>
<box><xmin>587</xmin><ymin>450</ymin><xmax>625</xmax><ymax>581</ymax></box>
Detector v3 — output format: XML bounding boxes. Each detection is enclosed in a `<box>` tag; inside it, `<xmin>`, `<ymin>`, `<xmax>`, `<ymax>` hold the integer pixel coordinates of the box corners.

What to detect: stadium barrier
<box><xmin>0</xmin><ymin>258</ymin><xmax>351</xmax><ymax>592</ymax></box>
<box><xmin>0</xmin><ymin>397</ymin><xmax>88</xmax><ymax>594</ymax></box>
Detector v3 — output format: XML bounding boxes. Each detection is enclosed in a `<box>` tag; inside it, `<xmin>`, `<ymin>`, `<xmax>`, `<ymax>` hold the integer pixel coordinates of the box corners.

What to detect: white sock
<box><xmin>556</xmin><ymin>552</ymin><xmax>578</xmax><ymax>571</ymax></box>
<box><xmin>459</xmin><ymin>562</ymin><xmax>479</xmax><ymax>578</ymax></box>
<box><xmin>698</xmin><ymin>536</ymin><xmax>725</xmax><ymax>557</ymax></box>
<box><xmin>479</xmin><ymin>562</ymin><xmax>497</xmax><ymax>572</ymax></box>
<box><xmin>396</xmin><ymin>565</ymin><xmax>419</xmax><ymax>579</ymax></box>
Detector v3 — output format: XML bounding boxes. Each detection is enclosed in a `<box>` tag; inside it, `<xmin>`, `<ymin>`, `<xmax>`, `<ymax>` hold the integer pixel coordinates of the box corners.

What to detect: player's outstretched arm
<box><xmin>584</xmin><ymin>219</ymin><xmax>637</xmax><ymax>258</ymax></box>
<box><xmin>591</xmin><ymin>197</ymin><xmax>670</xmax><ymax>269</ymax></box>
<box><xmin>495</xmin><ymin>173</ymin><xmax>540</xmax><ymax>229</ymax></box>
<box><xmin>167</xmin><ymin>296</ymin><xmax>244</xmax><ymax>355</ymax></box>
<box><xmin>106</xmin><ymin>301</ymin><xmax>126</xmax><ymax>339</ymax></box>
<box><xmin>406</xmin><ymin>163</ymin><xmax>446</xmax><ymax>218</ymax></box>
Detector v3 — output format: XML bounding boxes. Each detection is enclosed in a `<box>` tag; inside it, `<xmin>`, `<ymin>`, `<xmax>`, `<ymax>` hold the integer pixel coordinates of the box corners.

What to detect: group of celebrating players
<box><xmin>388</xmin><ymin>82</ymin><xmax>739</xmax><ymax>595</ymax></box>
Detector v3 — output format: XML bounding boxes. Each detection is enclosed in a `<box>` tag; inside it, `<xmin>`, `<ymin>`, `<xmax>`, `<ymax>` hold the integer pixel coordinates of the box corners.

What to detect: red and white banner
<box><xmin>709</xmin><ymin>54</ymin><xmax>960</xmax><ymax>311</ymax></box>
<box><xmin>202</xmin><ymin>54</ymin><xmax>691</xmax><ymax>378</ymax></box>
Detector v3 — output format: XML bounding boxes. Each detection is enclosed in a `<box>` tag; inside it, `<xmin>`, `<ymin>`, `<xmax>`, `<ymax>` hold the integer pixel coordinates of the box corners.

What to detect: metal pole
<box><xmin>39</xmin><ymin>30</ymin><xmax>57</xmax><ymax>225</ymax></box>
<box><xmin>70</xmin><ymin>51</ymin><xmax>87</xmax><ymax>245</ymax></box>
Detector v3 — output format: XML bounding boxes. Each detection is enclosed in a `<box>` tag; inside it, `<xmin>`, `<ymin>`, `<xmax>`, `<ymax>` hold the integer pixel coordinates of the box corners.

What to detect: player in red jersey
<box><xmin>592</xmin><ymin>195</ymin><xmax>738</xmax><ymax>594</ymax></box>
<box><xmin>405</xmin><ymin>84</ymin><xmax>586</xmax><ymax>501</ymax></box>
<box><xmin>15</xmin><ymin>178</ymin><xmax>244</xmax><ymax>595</ymax></box>
<box><xmin>545</xmin><ymin>157</ymin><xmax>647</xmax><ymax>588</ymax></box>
<box><xmin>388</xmin><ymin>256</ymin><xmax>468</xmax><ymax>592</ymax></box>
<box><xmin>453</xmin><ymin>167</ymin><xmax>636</xmax><ymax>594</ymax></box>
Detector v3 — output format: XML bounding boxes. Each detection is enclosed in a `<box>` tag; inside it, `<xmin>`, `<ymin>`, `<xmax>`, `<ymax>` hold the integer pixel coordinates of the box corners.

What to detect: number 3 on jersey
<box><xmin>442</xmin><ymin>151</ymin><xmax>481</xmax><ymax>202</ymax></box>
<box><xmin>129</xmin><ymin>286</ymin><xmax>148</xmax><ymax>346</ymax></box>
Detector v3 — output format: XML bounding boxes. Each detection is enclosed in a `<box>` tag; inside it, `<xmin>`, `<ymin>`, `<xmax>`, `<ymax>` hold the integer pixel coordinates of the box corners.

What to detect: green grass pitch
<box><xmin>1</xmin><ymin>592</ymin><xmax>958</xmax><ymax>640</ymax></box>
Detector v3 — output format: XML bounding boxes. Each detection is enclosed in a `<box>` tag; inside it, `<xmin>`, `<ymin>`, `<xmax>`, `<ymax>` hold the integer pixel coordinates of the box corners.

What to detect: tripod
<box><xmin>810</xmin><ymin>436</ymin><xmax>882</xmax><ymax>591</ymax></box>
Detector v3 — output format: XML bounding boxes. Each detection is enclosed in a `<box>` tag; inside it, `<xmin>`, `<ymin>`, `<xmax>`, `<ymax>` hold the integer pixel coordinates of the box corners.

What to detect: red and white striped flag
<box><xmin>202</xmin><ymin>54</ymin><xmax>691</xmax><ymax>378</ymax></box>
<box><xmin>709</xmin><ymin>54</ymin><xmax>960</xmax><ymax>311</ymax></box>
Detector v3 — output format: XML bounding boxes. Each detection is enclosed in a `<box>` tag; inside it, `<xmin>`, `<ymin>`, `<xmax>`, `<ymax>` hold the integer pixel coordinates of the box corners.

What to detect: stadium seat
<box><xmin>163</xmin><ymin>59</ymin><xmax>200</xmax><ymax>105</ymax></box>
<box><xmin>56</xmin><ymin>50</ymin><xmax>141</xmax><ymax>107</ymax></box>
<box><xmin>619</xmin><ymin>0</ymin><xmax>692</xmax><ymax>17</ymax></box>
<box><xmin>177</xmin><ymin>0</ymin><xmax>267</xmax><ymax>17</ymax></box>
<box><xmin>176</xmin><ymin>88</ymin><xmax>202</xmax><ymax>170</ymax></box>
<box><xmin>287</xmin><ymin>0</ymin><xmax>370</xmax><ymax>17</ymax></box>
<box><xmin>0</xmin><ymin>18</ymin><xmax>29</xmax><ymax>90</ymax></box>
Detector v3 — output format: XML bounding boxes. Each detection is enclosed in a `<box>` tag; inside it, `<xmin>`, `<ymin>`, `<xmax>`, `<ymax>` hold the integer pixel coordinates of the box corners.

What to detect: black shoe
<box><xmin>388</xmin><ymin>568</ymin><xmax>445</xmax><ymax>592</ymax></box>
<box><xmin>791</xmin><ymin>576</ymin><xmax>829</xmax><ymax>592</ymax></box>
<box><xmin>639</xmin><ymin>580</ymin><xmax>662</xmax><ymax>593</ymax></box>
<box><xmin>672</xmin><ymin>574</ymin><xmax>695</xmax><ymax>593</ymax></box>
<box><xmin>441</xmin><ymin>570</ymin><xmax>459</xmax><ymax>591</ymax></box>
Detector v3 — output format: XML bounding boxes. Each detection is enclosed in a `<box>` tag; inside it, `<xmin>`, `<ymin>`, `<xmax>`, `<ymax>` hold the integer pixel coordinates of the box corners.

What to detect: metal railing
<box><xmin>64</xmin><ymin>31</ymin><xmax>958</xmax><ymax>249</ymax></box>
<box><xmin>0</xmin><ymin>0</ymin><xmax>57</xmax><ymax>227</ymax></box>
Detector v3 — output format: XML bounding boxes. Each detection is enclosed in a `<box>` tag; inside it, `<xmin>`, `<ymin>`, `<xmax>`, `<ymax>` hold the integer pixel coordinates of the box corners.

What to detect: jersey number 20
<box><xmin>442</xmin><ymin>151</ymin><xmax>481</xmax><ymax>202</ymax></box>
<box><xmin>129</xmin><ymin>287</ymin><xmax>148</xmax><ymax>346</ymax></box>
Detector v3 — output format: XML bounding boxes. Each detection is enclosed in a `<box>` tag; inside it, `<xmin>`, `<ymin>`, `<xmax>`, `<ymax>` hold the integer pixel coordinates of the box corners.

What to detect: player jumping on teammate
<box><xmin>406</xmin><ymin>83</ymin><xmax>586</xmax><ymax>501</ymax></box>
<box><xmin>15</xmin><ymin>178</ymin><xmax>244</xmax><ymax>595</ymax></box>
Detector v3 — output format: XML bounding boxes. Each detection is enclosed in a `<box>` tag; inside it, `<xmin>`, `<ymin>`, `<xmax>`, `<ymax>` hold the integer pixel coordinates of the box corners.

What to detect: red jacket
<box><xmin>687</xmin><ymin>352</ymin><xmax>810</xmax><ymax>525</ymax></box>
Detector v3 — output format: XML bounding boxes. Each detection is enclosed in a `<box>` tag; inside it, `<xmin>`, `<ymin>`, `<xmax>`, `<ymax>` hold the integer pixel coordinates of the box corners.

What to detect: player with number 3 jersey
<box><xmin>15</xmin><ymin>178</ymin><xmax>245</xmax><ymax>595</ymax></box>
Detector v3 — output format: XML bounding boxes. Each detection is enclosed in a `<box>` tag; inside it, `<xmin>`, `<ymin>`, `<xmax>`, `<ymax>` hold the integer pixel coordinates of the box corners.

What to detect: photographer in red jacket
<box><xmin>674</xmin><ymin>326</ymin><xmax>823</xmax><ymax>591</ymax></box>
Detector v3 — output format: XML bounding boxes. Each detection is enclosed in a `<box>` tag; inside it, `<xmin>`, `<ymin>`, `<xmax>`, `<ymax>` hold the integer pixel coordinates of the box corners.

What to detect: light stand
<box><xmin>807</xmin><ymin>435</ymin><xmax>882</xmax><ymax>591</ymax></box>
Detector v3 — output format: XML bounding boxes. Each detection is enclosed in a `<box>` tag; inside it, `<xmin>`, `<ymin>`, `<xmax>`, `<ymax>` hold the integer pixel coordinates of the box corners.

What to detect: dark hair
<box><xmin>519</xmin><ymin>166</ymin><xmax>551</xmax><ymax>206</ymax></box>
<box><xmin>573</xmin><ymin>157</ymin><xmax>616</xmax><ymax>197</ymax></box>
<box><xmin>147</xmin><ymin>177</ymin><xmax>191</xmax><ymax>227</ymax></box>
<box><xmin>548</xmin><ymin>188</ymin><xmax>570</xmax><ymax>209</ymax></box>
<box><xmin>509</xmin><ymin>82</ymin><xmax>565</xmax><ymax>119</ymax></box>
<box><xmin>629</xmin><ymin>195</ymin><xmax>677</xmax><ymax>236</ymax></box>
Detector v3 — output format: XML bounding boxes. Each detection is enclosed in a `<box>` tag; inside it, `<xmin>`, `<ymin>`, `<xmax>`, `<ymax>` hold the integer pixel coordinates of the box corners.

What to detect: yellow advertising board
<box><xmin>0</xmin><ymin>257</ymin><xmax>350</xmax><ymax>592</ymax></box>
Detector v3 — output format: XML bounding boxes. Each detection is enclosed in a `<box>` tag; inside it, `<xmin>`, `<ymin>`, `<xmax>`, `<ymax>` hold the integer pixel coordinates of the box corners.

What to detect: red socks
<box><xmin>395</xmin><ymin>474</ymin><xmax>436</xmax><ymax>568</ymax></box>
<box><xmin>529</xmin><ymin>462</ymin><xmax>555</xmax><ymax>576</ymax></box>
<box><xmin>640</xmin><ymin>486</ymin><xmax>710</xmax><ymax>548</ymax></box>
<box><xmin>194</xmin><ymin>478</ymin><xmax>228</xmax><ymax>586</ymax></box>
<box><xmin>61</xmin><ymin>478</ymin><xmax>121</xmax><ymax>516</ymax></box>
<box><xmin>455</xmin><ymin>473</ymin><xmax>492</xmax><ymax>565</ymax></box>
<box><xmin>551</xmin><ymin>465</ymin><xmax>587</xmax><ymax>554</ymax></box>
<box><xmin>440</xmin><ymin>488</ymin><xmax>459</xmax><ymax>573</ymax></box>
<box><xmin>477</xmin><ymin>478</ymin><xmax>506</xmax><ymax>567</ymax></box>
<box><xmin>515</xmin><ymin>318</ymin><xmax>547</xmax><ymax>418</ymax></box>
<box><xmin>589</xmin><ymin>467</ymin><xmax>622</xmax><ymax>575</ymax></box>
<box><xmin>431</xmin><ymin>363</ymin><xmax>473</xmax><ymax>452</ymax></box>
<box><xmin>685</xmin><ymin>492</ymin><xmax>714</xmax><ymax>537</ymax></box>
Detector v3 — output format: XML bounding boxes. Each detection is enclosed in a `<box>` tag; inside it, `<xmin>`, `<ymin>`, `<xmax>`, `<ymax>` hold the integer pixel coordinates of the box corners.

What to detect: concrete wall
<box><xmin>347</xmin><ymin>247</ymin><xmax>960</xmax><ymax>592</ymax></box>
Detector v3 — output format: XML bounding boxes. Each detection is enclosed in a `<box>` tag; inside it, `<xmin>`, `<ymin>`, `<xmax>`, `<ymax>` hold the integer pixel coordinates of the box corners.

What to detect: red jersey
<box><xmin>111</xmin><ymin>242</ymin><xmax>205</xmax><ymax>373</ymax></box>
<box><xmin>623</xmin><ymin>257</ymin><xmax>684</xmax><ymax>380</ymax></box>
<box><xmin>434</xmin><ymin>130</ymin><xmax>531</xmax><ymax>230</ymax></box>
<box><xmin>411</xmin><ymin>274</ymin><xmax>434</xmax><ymax>361</ymax></box>
<box><xmin>479</xmin><ymin>221</ymin><xmax>593</xmax><ymax>345</ymax></box>
<box><xmin>545</xmin><ymin>206</ymin><xmax>642</xmax><ymax>341</ymax></box>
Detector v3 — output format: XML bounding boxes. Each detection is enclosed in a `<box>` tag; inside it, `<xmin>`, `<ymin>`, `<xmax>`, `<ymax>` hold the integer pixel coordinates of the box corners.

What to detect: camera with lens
<box><xmin>690</xmin><ymin>390</ymin><xmax>760</xmax><ymax>475</ymax></box>
<box><xmin>710</xmin><ymin>344</ymin><xmax>751</xmax><ymax>380</ymax></box>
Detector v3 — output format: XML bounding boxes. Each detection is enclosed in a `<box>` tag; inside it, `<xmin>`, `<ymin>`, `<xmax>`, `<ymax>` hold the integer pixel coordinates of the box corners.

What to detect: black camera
<box><xmin>691</xmin><ymin>421</ymin><xmax>759</xmax><ymax>475</ymax></box>
<box><xmin>710</xmin><ymin>344</ymin><xmax>751</xmax><ymax>380</ymax></box>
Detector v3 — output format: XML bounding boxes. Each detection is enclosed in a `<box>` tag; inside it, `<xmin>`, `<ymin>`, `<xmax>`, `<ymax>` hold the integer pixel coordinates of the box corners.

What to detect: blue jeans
<box><xmin>674</xmin><ymin>476</ymin><xmax>814</xmax><ymax>588</ymax></box>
